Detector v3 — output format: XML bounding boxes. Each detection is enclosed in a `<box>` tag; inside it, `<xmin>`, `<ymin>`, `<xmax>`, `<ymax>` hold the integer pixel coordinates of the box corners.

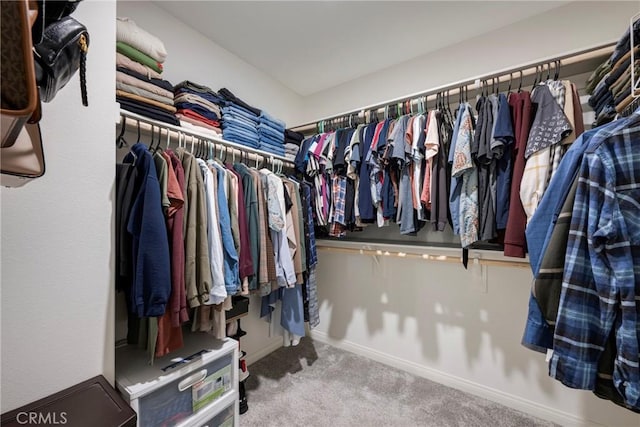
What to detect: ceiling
<box><xmin>154</xmin><ymin>1</ymin><xmax>572</xmax><ymax>96</ymax></box>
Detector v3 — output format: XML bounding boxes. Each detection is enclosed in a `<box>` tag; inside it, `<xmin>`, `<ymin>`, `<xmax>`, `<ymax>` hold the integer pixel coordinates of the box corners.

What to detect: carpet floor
<box><xmin>241</xmin><ymin>338</ymin><xmax>558</xmax><ymax>427</ymax></box>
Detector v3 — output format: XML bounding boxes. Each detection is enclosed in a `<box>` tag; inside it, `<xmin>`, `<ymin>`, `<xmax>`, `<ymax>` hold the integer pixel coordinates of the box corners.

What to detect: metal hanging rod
<box><xmin>117</xmin><ymin>109</ymin><xmax>294</xmax><ymax>167</ymax></box>
<box><xmin>317</xmin><ymin>245</ymin><xmax>531</xmax><ymax>269</ymax></box>
<box><xmin>291</xmin><ymin>42</ymin><xmax>616</xmax><ymax>133</ymax></box>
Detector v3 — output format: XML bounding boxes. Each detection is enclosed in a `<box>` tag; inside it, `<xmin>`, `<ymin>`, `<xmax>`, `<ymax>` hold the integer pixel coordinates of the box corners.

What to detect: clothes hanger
<box><xmin>554</xmin><ymin>59</ymin><xmax>561</xmax><ymax>81</ymax></box>
<box><xmin>189</xmin><ymin>135</ymin><xmax>195</xmax><ymax>155</ymax></box>
<box><xmin>152</xmin><ymin>126</ymin><xmax>163</xmax><ymax>154</ymax></box>
<box><xmin>545</xmin><ymin>62</ymin><xmax>551</xmax><ymax>81</ymax></box>
<box><xmin>532</xmin><ymin>65</ymin><xmax>539</xmax><ymax>88</ymax></box>
<box><xmin>135</xmin><ymin>120</ymin><xmax>142</xmax><ymax>144</ymax></box>
<box><xmin>193</xmin><ymin>137</ymin><xmax>200</xmax><ymax>158</ymax></box>
<box><xmin>148</xmin><ymin>124</ymin><xmax>155</xmax><ymax>151</ymax></box>
<box><xmin>116</xmin><ymin>116</ymin><xmax>128</xmax><ymax>148</ymax></box>
<box><xmin>518</xmin><ymin>70</ymin><xmax>523</xmax><ymax>93</ymax></box>
<box><xmin>507</xmin><ymin>73</ymin><xmax>513</xmax><ymax>94</ymax></box>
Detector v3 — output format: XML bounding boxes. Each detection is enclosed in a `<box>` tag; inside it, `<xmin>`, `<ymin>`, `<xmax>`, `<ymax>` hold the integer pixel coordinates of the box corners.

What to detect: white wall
<box><xmin>116</xmin><ymin>1</ymin><xmax>303</xmax><ymax>127</ymax></box>
<box><xmin>0</xmin><ymin>0</ymin><xmax>117</xmax><ymax>412</ymax></box>
<box><xmin>295</xmin><ymin>1</ymin><xmax>638</xmax><ymax>125</ymax></box>
<box><xmin>312</xmin><ymin>250</ymin><xmax>639</xmax><ymax>426</ymax></box>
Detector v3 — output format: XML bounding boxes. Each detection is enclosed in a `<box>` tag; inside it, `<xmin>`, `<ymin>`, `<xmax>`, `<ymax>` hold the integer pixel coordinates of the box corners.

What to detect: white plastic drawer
<box><xmin>136</xmin><ymin>352</ymin><xmax>233</xmax><ymax>427</ymax></box>
<box><xmin>196</xmin><ymin>401</ymin><xmax>235</xmax><ymax>427</ymax></box>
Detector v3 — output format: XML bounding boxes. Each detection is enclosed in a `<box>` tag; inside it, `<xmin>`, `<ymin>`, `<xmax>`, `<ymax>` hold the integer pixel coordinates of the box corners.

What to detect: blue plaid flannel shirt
<box><xmin>549</xmin><ymin>114</ymin><xmax>640</xmax><ymax>410</ymax></box>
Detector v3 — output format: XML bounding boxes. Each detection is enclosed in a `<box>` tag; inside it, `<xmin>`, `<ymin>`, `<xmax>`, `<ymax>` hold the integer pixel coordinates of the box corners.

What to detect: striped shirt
<box><xmin>549</xmin><ymin>118</ymin><xmax>640</xmax><ymax>410</ymax></box>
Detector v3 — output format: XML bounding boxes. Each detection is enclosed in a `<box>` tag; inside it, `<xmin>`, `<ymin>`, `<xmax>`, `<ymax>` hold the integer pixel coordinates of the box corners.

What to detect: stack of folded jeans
<box><xmin>284</xmin><ymin>129</ymin><xmax>304</xmax><ymax>161</ymax></box>
<box><xmin>258</xmin><ymin>112</ymin><xmax>285</xmax><ymax>156</ymax></box>
<box><xmin>221</xmin><ymin>104</ymin><xmax>260</xmax><ymax>149</ymax></box>
<box><xmin>174</xmin><ymin>81</ymin><xmax>224</xmax><ymax>136</ymax></box>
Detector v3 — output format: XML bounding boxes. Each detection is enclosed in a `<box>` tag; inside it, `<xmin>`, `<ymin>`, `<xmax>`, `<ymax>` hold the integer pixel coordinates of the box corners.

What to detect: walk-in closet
<box><xmin>2</xmin><ymin>2</ymin><xmax>640</xmax><ymax>427</ymax></box>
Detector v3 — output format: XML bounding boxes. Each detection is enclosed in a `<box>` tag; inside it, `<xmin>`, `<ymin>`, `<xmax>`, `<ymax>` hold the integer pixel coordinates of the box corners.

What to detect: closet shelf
<box><xmin>117</xmin><ymin>109</ymin><xmax>293</xmax><ymax>167</ymax></box>
<box><xmin>316</xmin><ymin>239</ymin><xmax>531</xmax><ymax>269</ymax></box>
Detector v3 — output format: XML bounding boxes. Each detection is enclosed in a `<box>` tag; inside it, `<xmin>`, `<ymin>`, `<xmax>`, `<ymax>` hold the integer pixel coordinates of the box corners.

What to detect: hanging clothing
<box><xmin>123</xmin><ymin>143</ymin><xmax>172</xmax><ymax>317</ymax></box>
<box><xmin>451</xmin><ymin>104</ymin><xmax>478</xmax><ymax>248</ymax></box>
<box><xmin>234</xmin><ymin>163</ymin><xmax>260</xmax><ymax>291</ymax></box>
<box><xmin>520</xmin><ymin>84</ymin><xmax>572</xmax><ymax>222</ymax></box>
<box><xmin>431</xmin><ymin>110</ymin><xmax>452</xmax><ymax>232</ymax></box>
<box><xmin>549</xmin><ymin>112</ymin><xmax>640</xmax><ymax>412</ymax></box>
<box><xmin>228</xmin><ymin>165</ymin><xmax>254</xmax><ymax>293</ymax></box>
<box><xmin>210</xmin><ymin>162</ymin><xmax>241</xmax><ymax>295</ymax></box>
<box><xmin>448</xmin><ymin>103</ymin><xmax>466</xmax><ymax>237</ymax></box>
<box><xmin>492</xmin><ymin>93</ymin><xmax>515</xmax><ymax>231</ymax></box>
<box><xmin>176</xmin><ymin>148</ymin><xmax>211</xmax><ymax>307</ymax></box>
<box><xmin>197</xmin><ymin>159</ymin><xmax>226</xmax><ymax>305</ymax></box>
<box><xmin>503</xmin><ymin>91</ymin><xmax>533</xmax><ymax>258</ymax></box>
<box><xmin>155</xmin><ymin>151</ymin><xmax>187</xmax><ymax>358</ymax></box>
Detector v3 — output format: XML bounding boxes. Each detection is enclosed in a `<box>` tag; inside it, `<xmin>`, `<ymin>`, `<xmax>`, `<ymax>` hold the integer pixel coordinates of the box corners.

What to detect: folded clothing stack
<box><xmin>586</xmin><ymin>20</ymin><xmax>640</xmax><ymax>126</ymax></box>
<box><xmin>258</xmin><ymin>111</ymin><xmax>285</xmax><ymax>157</ymax></box>
<box><xmin>116</xmin><ymin>17</ymin><xmax>178</xmax><ymax>126</ymax></box>
<box><xmin>219</xmin><ymin>88</ymin><xmax>261</xmax><ymax>149</ymax></box>
<box><xmin>174</xmin><ymin>81</ymin><xmax>225</xmax><ymax>138</ymax></box>
<box><xmin>221</xmin><ymin>104</ymin><xmax>260</xmax><ymax>149</ymax></box>
<box><xmin>284</xmin><ymin>129</ymin><xmax>304</xmax><ymax>161</ymax></box>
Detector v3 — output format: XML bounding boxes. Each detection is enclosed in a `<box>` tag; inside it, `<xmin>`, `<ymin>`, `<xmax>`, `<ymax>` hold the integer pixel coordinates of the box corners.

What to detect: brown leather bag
<box><xmin>1</xmin><ymin>0</ymin><xmax>45</xmax><ymax>187</ymax></box>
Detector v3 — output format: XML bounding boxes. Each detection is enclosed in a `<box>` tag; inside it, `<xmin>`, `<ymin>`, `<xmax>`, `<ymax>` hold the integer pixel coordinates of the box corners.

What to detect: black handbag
<box><xmin>32</xmin><ymin>6</ymin><xmax>89</xmax><ymax>105</ymax></box>
<box><xmin>32</xmin><ymin>0</ymin><xmax>84</xmax><ymax>44</ymax></box>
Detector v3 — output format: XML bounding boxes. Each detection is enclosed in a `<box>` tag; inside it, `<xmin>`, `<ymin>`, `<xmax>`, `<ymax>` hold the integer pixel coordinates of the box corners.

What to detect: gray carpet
<box><xmin>242</xmin><ymin>338</ymin><xmax>558</xmax><ymax>427</ymax></box>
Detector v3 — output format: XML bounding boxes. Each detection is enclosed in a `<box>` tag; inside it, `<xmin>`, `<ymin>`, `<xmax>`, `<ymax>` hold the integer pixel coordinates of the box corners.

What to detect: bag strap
<box><xmin>79</xmin><ymin>32</ymin><xmax>88</xmax><ymax>106</ymax></box>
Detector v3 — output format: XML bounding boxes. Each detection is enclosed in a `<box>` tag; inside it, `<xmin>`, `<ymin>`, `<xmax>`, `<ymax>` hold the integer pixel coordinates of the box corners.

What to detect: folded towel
<box><xmin>116</xmin><ymin>41</ymin><xmax>163</xmax><ymax>74</ymax></box>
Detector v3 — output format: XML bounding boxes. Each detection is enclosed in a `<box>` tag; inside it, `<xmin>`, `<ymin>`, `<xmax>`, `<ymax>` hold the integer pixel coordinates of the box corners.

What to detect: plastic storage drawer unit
<box><xmin>116</xmin><ymin>336</ymin><xmax>238</xmax><ymax>427</ymax></box>
<box><xmin>197</xmin><ymin>400</ymin><xmax>234</xmax><ymax>427</ymax></box>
